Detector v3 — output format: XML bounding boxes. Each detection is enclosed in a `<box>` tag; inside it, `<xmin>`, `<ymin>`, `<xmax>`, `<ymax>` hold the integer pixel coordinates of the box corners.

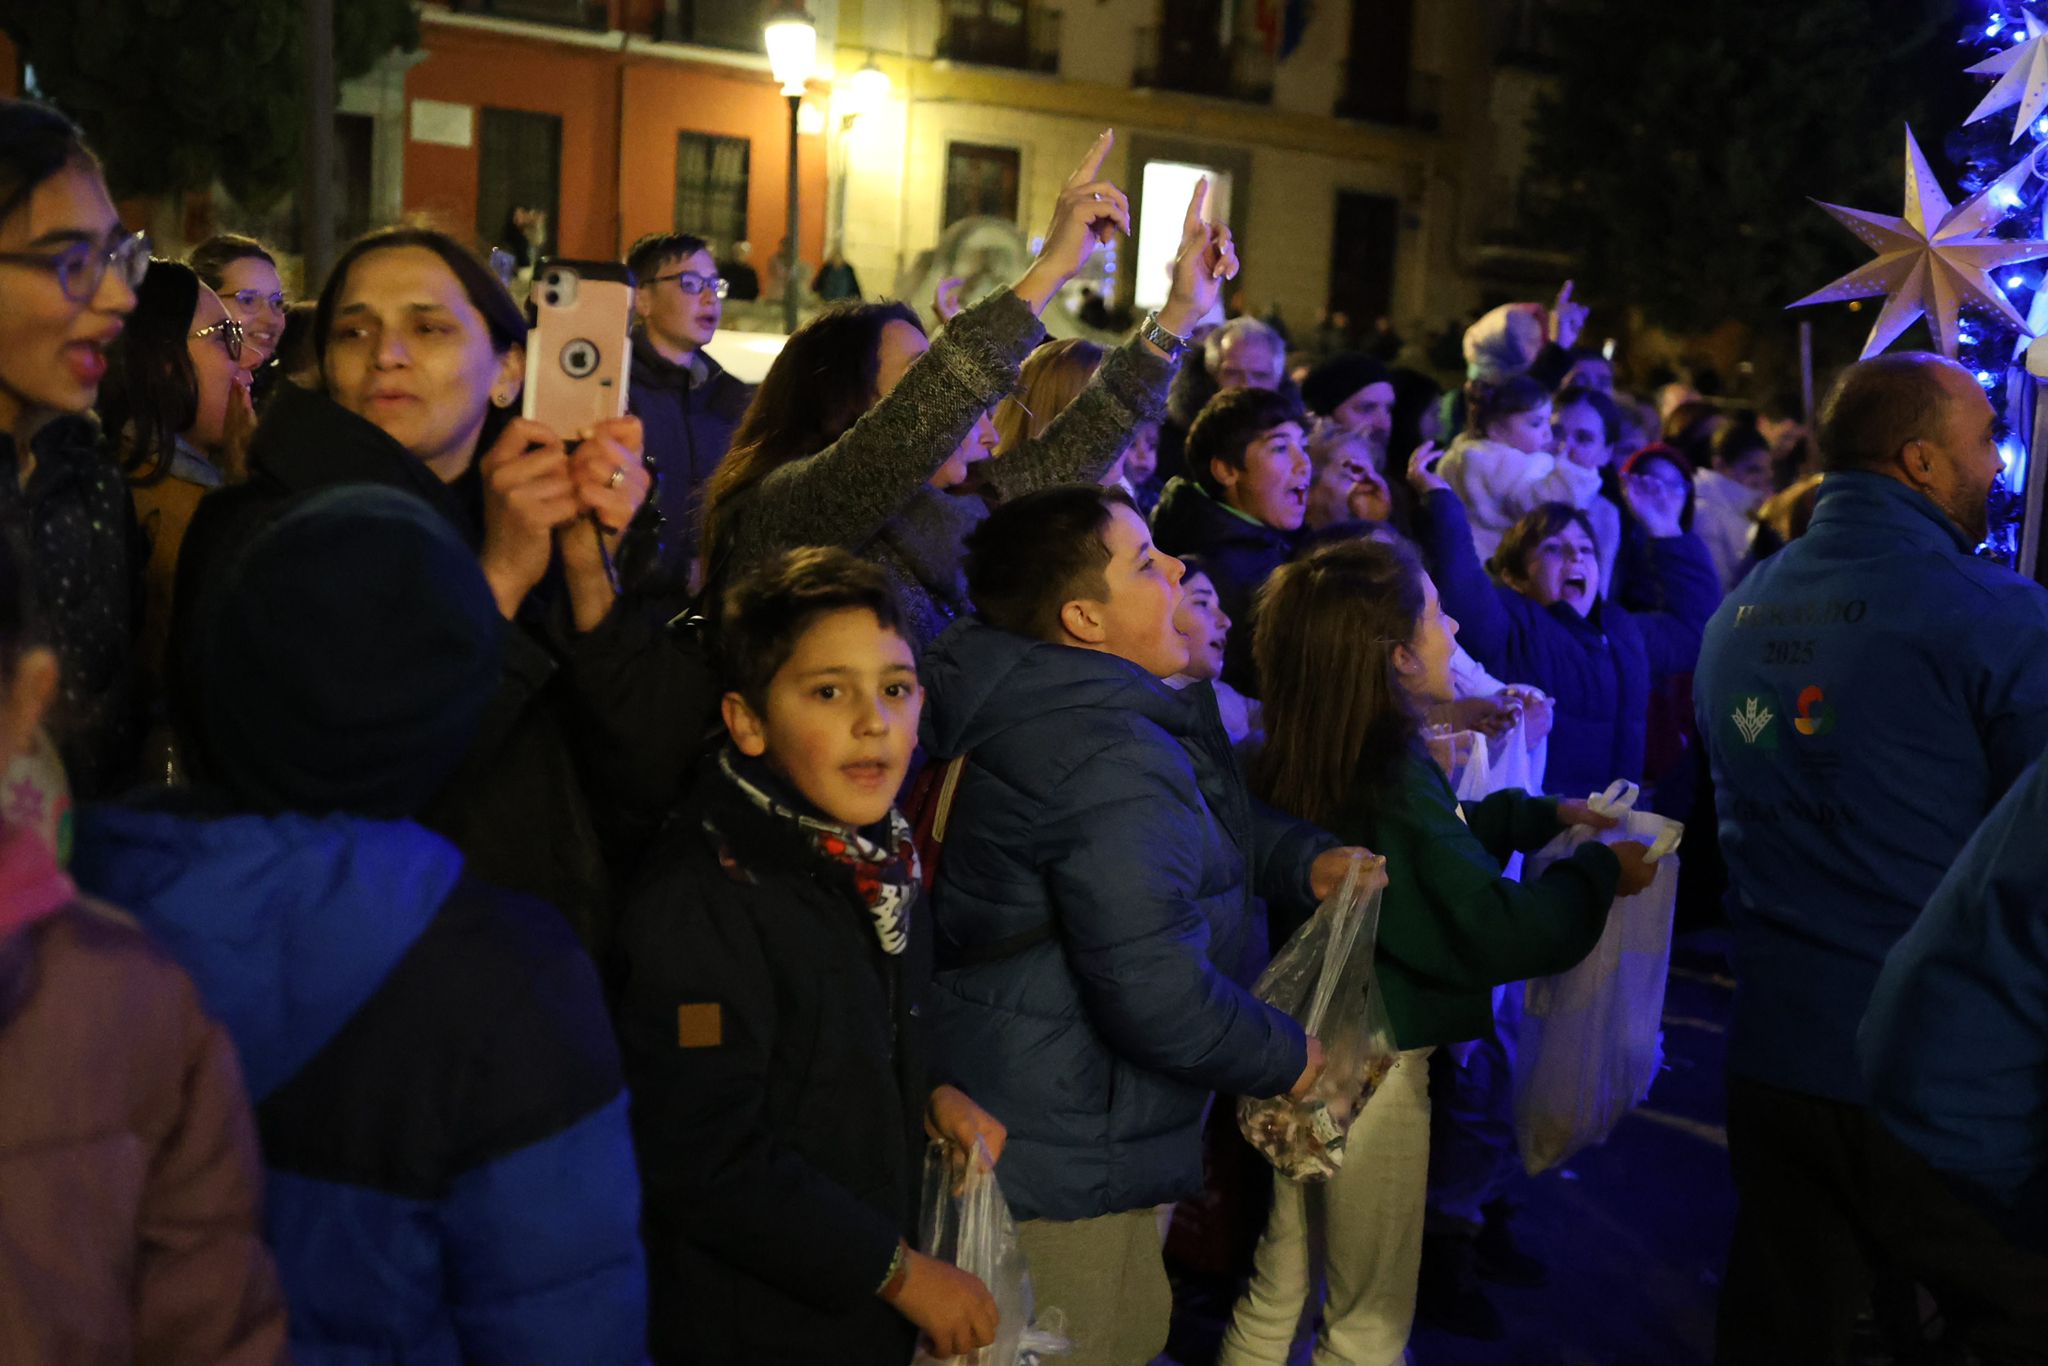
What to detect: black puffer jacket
<box><xmin>0</xmin><ymin>415</ymin><xmax>145</xmax><ymax>798</ymax></box>
<box><xmin>173</xmin><ymin>384</ymin><xmax>718</xmax><ymax>958</ymax></box>
<box><xmin>615</xmin><ymin>755</ymin><xmax>933</xmax><ymax>1365</ymax></box>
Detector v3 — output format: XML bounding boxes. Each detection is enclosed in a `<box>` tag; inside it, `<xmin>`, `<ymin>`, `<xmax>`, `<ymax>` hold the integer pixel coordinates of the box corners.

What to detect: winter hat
<box><xmin>1301</xmin><ymin>352</ymin><xmax>1393</xmax><ymax>417</ymax></box>
<box><xmin>1462</xmin><ymin>304</ymin><xmax>1546</xmax><ymax>384</ymax></box>
<box><xmin>199</xmin><ymin>485</ymin><xmax>505</xmax><ymax>820</ymax></box>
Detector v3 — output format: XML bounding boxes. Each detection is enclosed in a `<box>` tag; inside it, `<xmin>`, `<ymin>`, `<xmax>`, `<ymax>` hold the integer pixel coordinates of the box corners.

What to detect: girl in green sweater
<box><xmin>1216</xmin><ymin>536</ymin><xmax>1656</xmax><ymax>1366</ymax></box>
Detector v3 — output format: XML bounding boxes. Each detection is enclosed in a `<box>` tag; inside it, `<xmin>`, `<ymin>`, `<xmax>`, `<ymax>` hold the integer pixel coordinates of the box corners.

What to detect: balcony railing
<box><xmin>447</xmin><ymin>0</ymin><xmax>609</xmax><ymax>30</ymax></box>
<box><xmin>1131</xmin><ymin>26</ymin><xmax>1273</xmax><ymax>104</ymax></box>
<box><xmin>936</xmin><ymin>3</ymin><xmax>1061</xmax><ymax>73</ymax></box>
<box><xmin>655</xmin><ymin>0</ymin><xmax>771</xmax><ymax>50</ymax></box>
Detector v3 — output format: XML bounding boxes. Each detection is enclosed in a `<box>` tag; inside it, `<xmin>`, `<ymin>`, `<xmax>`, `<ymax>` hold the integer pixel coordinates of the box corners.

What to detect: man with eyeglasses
<box><xmin>625</xmin><ymin>231</ymin><xmax>756</xmax><ymax>604</ymax></box>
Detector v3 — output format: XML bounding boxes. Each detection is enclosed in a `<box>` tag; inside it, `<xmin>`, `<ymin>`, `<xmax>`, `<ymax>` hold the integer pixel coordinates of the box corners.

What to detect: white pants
<box><xmin>1217</xmin><ymin>1046</ymin><xmax>1435</xmax><ymax>1366</ymax></box>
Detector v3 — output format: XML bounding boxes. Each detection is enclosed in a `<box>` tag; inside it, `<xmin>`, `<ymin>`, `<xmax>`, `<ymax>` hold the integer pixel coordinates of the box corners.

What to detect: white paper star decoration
<box><xmin>1967</xmin><ymin>11</ymin><xmax>2048</xmax><ymax>144</ymax></box>
<box><xmin>1791</xmin><ymin>127</ymin><xmax>2048</xmax><ymax>358</ymax></box>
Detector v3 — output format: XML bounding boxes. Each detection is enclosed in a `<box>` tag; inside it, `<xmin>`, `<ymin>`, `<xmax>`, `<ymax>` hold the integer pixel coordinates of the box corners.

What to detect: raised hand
<box><xmin>933</xmin><ymin>276</ymin><xmax>965</xmax><ymax>324</ymax></box>
<box><xmin>1622</xmin><ymin>468</ymin><xmax>1686</xmax><ymax>537</ymax></box>
<box><xmin>1550</xmin><ymin>279</ymin><xmax>1588</xmax><ymax>350</ymax></box>
<box><xmin>1157</xmin><ymin>177</ymin><xmax>1238</xmax><ymax>337</ymax></box>
<box><xmin>1012</xmin><ymin>129</ymin><xmax>1130</xmax><ymax>314</ymax></box>
<box><xmin>1407</xmin><ymin>441</ymin><xmax>1449</xmax><ymax>495</ymax></box>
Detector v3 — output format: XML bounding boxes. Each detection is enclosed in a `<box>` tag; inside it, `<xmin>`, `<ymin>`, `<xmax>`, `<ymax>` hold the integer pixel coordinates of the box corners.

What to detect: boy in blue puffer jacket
<box><xmin>920</xmin><ymin>484</ymin><xmax>1369</xmax><ymax>1366</ymax></box>
<box><xmin>73</xmin><ymin>487</ymin><xmax>647</xmax><ymax>1366</ymax></box>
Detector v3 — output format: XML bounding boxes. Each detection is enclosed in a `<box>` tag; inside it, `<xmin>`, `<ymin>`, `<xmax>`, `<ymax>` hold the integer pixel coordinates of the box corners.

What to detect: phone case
<box><xmin>523</xmin><ymin>258</ymin><xmax>634</xmax><ymax>436</ymax></box>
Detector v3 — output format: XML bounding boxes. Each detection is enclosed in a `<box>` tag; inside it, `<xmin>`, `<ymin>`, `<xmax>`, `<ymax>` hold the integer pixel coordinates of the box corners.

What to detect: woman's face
<box><xmin>0</xmin><ymin>162</ymin><xmax>136</xmax><ymax>438</ymax></box>
<box><xmin>1552</xmin><ymin>399</ymin><xmax>1613</xmax><ymax>471</ymax></box>
<box><xmin>322</xmin><ymin>245</ymin><xmax>520</xmax><ymax>476</ymax></box>
<box><xmin>1512</xmin><ymin>519</ymin><xmax>1599</xmax><ymax>617</ymax></box>
<box><xmin>874</xmin><ymin>320</ymin><xmax>928</xmax><ymax>401</ymax></box>
<box><xmin>1490</xmin><ymin>401</ymin><xmax>1553</xmax><ymax>456</ymax></box>
<box><xmin>216</xmin><ymin>255</ymin><xmax>286</xmax><ymax>369</ymax></box>
<box><xmin>185</xmin><ymin>286</ymin><xmax>245</xmax><ymax>451</ymax></box>
<box><xmin>1397</xmin><ymin>572</ymin><xmax>1459</xmax><ymax>706</ymax></box>
<box><xmin>930</xmin><ymin>409</ymin><xmax>997</xmax><ymax>490</ymax></box>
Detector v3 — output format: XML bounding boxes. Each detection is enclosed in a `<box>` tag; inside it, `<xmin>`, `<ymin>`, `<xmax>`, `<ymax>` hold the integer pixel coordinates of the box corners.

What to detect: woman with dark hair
<box><xmin>0</xmin><ymin>97</ymin><xmax>147</xmax><ymax>798</ymax></box>
<box><xmin>1217</xmin><ymin>536</ymin><xmax>1648</xmax><ymax>1365</ymax></box>
<box><xmin>1409</xmin><ymin>450</ymin><xmax>1716</xmax><ymax>802</ymax></box>
<box><xmin>174</xmin><ymin>224</ymin><xmax>705</xmax><ymax>956</ymax></box>
<box><xmin>97</xmin><ymin>258</ymin><xmax>247</xmax><ymax>696</ymax></box>
<box><xmin>700</xmin><ymin>131</ymin><xmax>1229</xmax><ymax>651</ymax></box>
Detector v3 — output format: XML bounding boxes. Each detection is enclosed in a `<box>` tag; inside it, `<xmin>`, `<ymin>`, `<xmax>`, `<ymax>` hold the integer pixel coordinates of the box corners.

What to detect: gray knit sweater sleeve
<box><xmin>726</xmin><ymin>290</ymin><xmax>1045</xmax><ymax>567</ymax></box>
<box><xmin>980</xmin><ymin>336</ymin><xmax>1178</xmax><ymax>504</ymax></box>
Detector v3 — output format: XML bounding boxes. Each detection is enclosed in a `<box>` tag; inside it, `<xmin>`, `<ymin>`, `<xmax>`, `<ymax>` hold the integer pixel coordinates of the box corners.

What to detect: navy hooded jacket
<box><xmin>72</xmin><ymin>806</ymin><xmax>648</xmax><ymax>1366</ymax></box>
<box><xmin>1415</xmin><ymin>487</ymin><xmax>1715</xmax><ymax>799</ymax></box>
<box><xmin>1859</xmin><ymin>752</ymin><xmax>2048</xmax><ymax>1256</ymax></box>
<box><xmin>918</xmin><ymin>618</ymin><xmax>1329</xmax><ymax>1223</ymax></box>
<box><xmin>1696</xmin><ymin>472</ymin><xmax>2048</xmax><ymax>1104</ymax></box>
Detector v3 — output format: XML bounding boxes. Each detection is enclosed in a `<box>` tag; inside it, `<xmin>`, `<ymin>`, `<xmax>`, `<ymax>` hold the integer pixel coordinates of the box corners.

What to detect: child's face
<box><xmin>1171</xmin><ymin>571</ymin><xmax>1231</xmax><ymax>682</ymax></box>
<box><xmin>1214</xmin><ymin>421</ymin><xmax>1310</xmax><ymax>531</ymax></box>
<box><xmin>725</xmin><ymin>608</ymin><xmax>922</xmax><ymax>829</ymax></box>
<box><xmin>1513</xmin><ymin>522</ymin><xmax>1599</xmax><ymax>617</ymax></box>
<box><xmin>1083</xmin><ymin>503</ymin><xmax>1190</xmax><ymax>678</ymax></box>
<box><xmin>1490</xmin><ymin>401</ymin><xmax>1553</xmax><ymax>456</ymax></box>
<box><xmin>1395</xmin><ymin>572</ymin><xmax>1460</xmax><ymax>706</ymax></box>
<box><xmin>1552</xmin><ymin>400</ymin><xmax>1612</xmax><ymax>471</ymax></box>
<box><xmin>1122</xmin><ymin>422</ymin><xmax>1160</xmax><ymax>485</ymax></box>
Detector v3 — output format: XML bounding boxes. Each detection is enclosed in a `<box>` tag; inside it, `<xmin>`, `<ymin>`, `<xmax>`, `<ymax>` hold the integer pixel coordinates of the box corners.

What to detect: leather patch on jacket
<box><xmin>677</xmin><ymin>1002</ymin><xmax>723</xmax><ymax>1048</ymax></box>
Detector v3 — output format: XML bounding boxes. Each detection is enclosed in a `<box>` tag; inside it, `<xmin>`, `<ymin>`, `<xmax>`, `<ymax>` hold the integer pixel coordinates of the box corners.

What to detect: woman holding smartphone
<box><xmin>175</xmin><ymin>226</ymin><xmax>712</xmax><ymax>957</ymax></box>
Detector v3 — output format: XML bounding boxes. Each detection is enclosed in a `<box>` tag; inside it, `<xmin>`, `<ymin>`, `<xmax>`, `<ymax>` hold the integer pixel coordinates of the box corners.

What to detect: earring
<box><xmin>491</xmin><ymin>391</ymin><xmax>513</xmax><ymax>409</ymax></box>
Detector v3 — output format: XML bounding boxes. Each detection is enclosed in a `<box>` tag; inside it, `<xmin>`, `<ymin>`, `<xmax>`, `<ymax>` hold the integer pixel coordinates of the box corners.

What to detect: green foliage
<box><xmin>0</xmin><ymin>0</ymin><xmax>417</xmax><ymax>208</ymax></box>
<box><xmin>1524</xmin><ymin>0</ymin><xmax>1964</xmax><ymax>335</ymax></box>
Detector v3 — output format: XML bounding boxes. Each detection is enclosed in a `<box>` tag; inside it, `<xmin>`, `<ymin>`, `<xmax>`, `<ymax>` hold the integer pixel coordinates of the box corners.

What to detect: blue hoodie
<box><xmin>1695</xmin><ymin>472</ymin><xmax>2048</xmax><ymax>1104</ymax></box>
<box><xmin>1859</xmin><ymin>753</ymin><xmax>2048</xmax><ymax>1255</ymax></box>
<box><xmin>73</xmin><ymin>805</ymin><xmax>648</xmax><ymax>1366</ymax></box>
<box><xmin>918</xmin><ymin>617</ymin><xmax>1328</xmax><ymax>1223</ymax></box>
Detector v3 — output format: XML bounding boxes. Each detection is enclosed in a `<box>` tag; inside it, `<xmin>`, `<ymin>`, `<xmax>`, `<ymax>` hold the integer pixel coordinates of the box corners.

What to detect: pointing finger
<box><xmin>1183</xmin><ymin>177</ymin><xmax>1209</xmax><ymax>238</ymax></box>
<box><xmin>1067</xmin><ymin>128</ymin><xmax>1115</xmax><ymax>189</ymax></box>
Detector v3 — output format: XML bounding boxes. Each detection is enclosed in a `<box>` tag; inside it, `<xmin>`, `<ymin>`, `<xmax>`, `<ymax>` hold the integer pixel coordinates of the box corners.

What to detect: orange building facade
<box><xmin>400</xmin><ymin>7</ymin><xmax>832</xmax><ymax>266</ymax></box>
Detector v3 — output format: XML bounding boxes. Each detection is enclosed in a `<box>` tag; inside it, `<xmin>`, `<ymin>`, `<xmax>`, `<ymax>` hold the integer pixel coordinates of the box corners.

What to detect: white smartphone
<box><xmin>523</xmin><ymin>258</ymin><xmax>634</xmax><ymax>435</ymax></box>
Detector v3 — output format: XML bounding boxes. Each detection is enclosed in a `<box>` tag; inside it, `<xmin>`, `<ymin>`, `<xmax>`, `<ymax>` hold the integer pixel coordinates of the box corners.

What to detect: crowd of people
<box><xmin>3</xmin><ymin>95</ymin><xmax>2046</xmax><ymax>1366</ymax></box>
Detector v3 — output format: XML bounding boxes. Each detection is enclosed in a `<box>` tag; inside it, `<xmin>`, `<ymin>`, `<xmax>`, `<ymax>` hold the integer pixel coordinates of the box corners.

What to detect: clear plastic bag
<box><xmin>1236</xmin><ymin>854</ymin><xmax>1398</xmax><ymax>1183</ymax></box>
<box><xmin>1514</xmin><ymin>780</ymin><xmax>1684</xmax><ymax>1174</ymax></box>
<box><xmin>912</xmin><ymin>1140</ymin><xmax>1071</xmax><ymax>1366</ymax></box>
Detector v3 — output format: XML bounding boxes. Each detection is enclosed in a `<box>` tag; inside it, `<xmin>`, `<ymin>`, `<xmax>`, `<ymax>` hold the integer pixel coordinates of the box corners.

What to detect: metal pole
<box><xmin>304</xmin><ymin>0</ymin><xmax>337</xmax><ymax>285</ymax></box>
<box><xmin>784</xmin><ymin>92</ymin><xmax>801</xmax><ymax>335</ymax></box>
<box><xmin>1798</xmin><ymin>320</ymin><xmax>1815</xmax><ymax>433</ymax></box>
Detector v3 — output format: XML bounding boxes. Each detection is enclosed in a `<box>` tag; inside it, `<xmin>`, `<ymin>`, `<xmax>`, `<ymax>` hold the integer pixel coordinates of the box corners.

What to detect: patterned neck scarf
<box><xmin>719</xmin><ymin>749</ymin><xmax>919</xmax><ymax>956</ymax></box>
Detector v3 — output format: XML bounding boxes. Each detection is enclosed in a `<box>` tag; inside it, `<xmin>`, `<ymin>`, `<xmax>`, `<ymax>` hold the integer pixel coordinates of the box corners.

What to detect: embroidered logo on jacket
<box><xmin>1730</xmin><ymin>695</ymin><xmax>1777</xmax><ymax>748</ymax></box>
<box><xmin>1793</xmin><ymin>685</ymin><xmax>1836</xmax><ymax>737</ymax></box>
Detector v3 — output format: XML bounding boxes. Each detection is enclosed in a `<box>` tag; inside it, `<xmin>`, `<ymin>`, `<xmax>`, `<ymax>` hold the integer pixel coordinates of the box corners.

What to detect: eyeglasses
<box><xmin>228</xmin><ymin>288</ymin><xmax>288</xmax><ymax>316</ymax></box>
<box><xmin>0</xmin><ymin>229</ymin><xmax>151</xmax><ymax>303</ymax></box>
<box><xmin>192</xmin><ymin>316</ymin><xmax>245</xmax><ymax>363</ymax></box>
<box><xmin>649</xmin><ymin>270</ymin><xmax>729</xmax><ymax>299</ymax></box>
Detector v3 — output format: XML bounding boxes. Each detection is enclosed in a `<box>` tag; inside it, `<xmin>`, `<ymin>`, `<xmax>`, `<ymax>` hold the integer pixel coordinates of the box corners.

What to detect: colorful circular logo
<box><xmin>1794</xmin><ymin>685</ymin><xmax>1836</xmax><ymax>737</ymax></box>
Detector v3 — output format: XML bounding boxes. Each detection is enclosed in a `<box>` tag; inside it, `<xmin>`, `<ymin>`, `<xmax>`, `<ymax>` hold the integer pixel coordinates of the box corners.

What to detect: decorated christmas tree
<box><xmin>1794</xmin><ymin>4</ymin><xmax>2048</xmax><ymax>567</ymax></box>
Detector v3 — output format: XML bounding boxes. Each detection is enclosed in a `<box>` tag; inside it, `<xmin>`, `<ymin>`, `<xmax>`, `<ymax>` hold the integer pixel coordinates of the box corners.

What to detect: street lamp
<box><xmin>764</xmin><ymin>3</ymin><xmax>816</xmax><ymax>334</ymax></box>
<box><xmin>831</xmin><ymin>55</ymin><xmax>891</xmax><ymax>269</ymax></box>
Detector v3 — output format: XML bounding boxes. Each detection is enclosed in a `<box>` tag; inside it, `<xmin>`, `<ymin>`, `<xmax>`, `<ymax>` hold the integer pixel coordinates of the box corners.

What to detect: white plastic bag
<box><xmin>1514</xmin><ymin>781</ymin><xmax>1683</xmax><ymax>1175</ymax></box>
<box><xmin>1237</xmin><ymin>855</ymin><xmax>1398</xmax><ymax>1182</ymax></box>
<box><xmin>1486</xmin><ymin>687</ymin><xmax>1550</xmax><ymax>796</ymax></box>
<box><xmin>912</xmin><ymin>1140</ymin><xmax>1070</xmax><ymax>1365</ymax></box>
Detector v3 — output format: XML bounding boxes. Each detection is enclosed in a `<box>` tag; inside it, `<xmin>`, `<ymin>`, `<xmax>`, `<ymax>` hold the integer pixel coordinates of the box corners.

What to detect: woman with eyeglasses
<box><xmin>189</xmin><ymin>233</ymin><xmax>288</xmax><ymax>397</ymax></box>
<box><xmin>1407</xmin><ymin>441</ymin><xmax>1716</xmax><ymax>803</ymax></box>
<box><xmin>174</xmin><ymin>224</ymin><xmax>710</xmax><ymax>961</ymax></box>
<box><xmin>97</xmin><ymin>259</ymin><xmax>251</xmax><ymax>718</ymax></box>
<box><xmin>0</xmin><ymin>97</ymin><xmax>149</xmax><ymax>799</ymax></box>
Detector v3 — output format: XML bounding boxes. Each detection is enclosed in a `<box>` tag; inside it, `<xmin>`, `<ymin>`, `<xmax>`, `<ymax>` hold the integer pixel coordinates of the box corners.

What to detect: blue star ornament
<box><xmin>1967</xmin><ymin>10</ymin><xmax>2048</xmax><ymax>145</ymax></box>
<box><xmin>1791</xmin><ymin>127</ymin><xmax>2048</xmax><ymax>359</ymax></box>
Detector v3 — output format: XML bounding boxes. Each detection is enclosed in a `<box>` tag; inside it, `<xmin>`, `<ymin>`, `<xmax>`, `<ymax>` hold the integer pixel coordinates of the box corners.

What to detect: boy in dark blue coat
<box><xmin>616</xmin><ymin>547</ymin><xmax>1008</xmax><ymax>1365</ymax></box>
<box><xmin>73</xmin><ymin>487</ymin><xmax>647</xmax><ymax>1366</ymax></box>
<box><xmin>921</xmin><ymin>484</ymin><xmax>1367</xmax><ymax>1365</ymax></box>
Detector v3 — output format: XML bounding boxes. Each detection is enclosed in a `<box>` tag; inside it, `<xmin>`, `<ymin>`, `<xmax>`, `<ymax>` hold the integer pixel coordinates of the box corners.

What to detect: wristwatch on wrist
<box><xmin>1139</xmin><ymin>311</ymin><xmax>1190</xmax><ymax>361</ymax></box>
